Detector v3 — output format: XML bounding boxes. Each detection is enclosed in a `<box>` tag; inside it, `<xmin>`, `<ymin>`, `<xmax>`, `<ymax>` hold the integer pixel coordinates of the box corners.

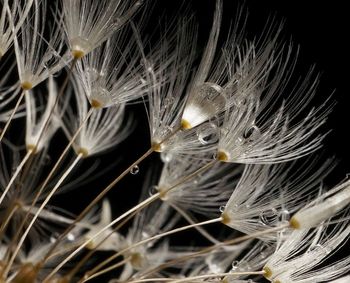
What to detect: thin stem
<box><xmin>161</xmin><ymin>160</ymin><xmax>218</xmax><ymax>196</ymax></box>
<box><xmin>171</xmin><ymin>271</ymin><xmax>265</xmax><ymax>283</ymax></box>
<box><xmin>126</xmin><ymin>271</ymin><xmax>265</xmax><ymax>283</ymax></box>
<box><xmin>41</xmin><ymin>127</ymin><xmax>183</xmax><ymax>265</ymax></box>
<box><xmin>138</xmin><ymin>223</ymin><xmax>290</xmax><ymax>278</ymax></box>
<box><xmin>44</xmin><ymin>159</ymin><xmax>218</xmax><ymax>281</ymax></box>
<box><xmin>85</xmin><ymin>217</ymin><xmax>223</xmax><ymax>280</ymax></box>
<box><xmin>43</xmin><ymin>193</ymin><xmax>161</xmax><ymax>283</ymax></box>
<box><xmin>80</xmin><ymin>256</ymin><xmax>132</xmax><ymax>283</ymax></box>
<box><xmin>0</xmin><ymin>107</ymin><xmax>93</xmax><ymax>270</ymax></box>
<box><xmin>0</xmin><ymin>202</ymin><xmax>19</xmax><ymax>239</ymax></box>
<box><xmin>0</xmin><ymin>89</ymin><xmax>25</xmax><ymax>143</ymax></box>
<box><xmin>10</xmin><ymin>57</ymin><xmax>79</xmax><ymax>202</ymax></box>
<box><xmin>170</xmin><ymin>203</ymin><xmax>221</xmax><ymax>244</ymax></box>
<box><xmin>0</xmin><ymin>149</ymin><xmax>33</xmax><ymax>206</ymax></box>
<box><xmin>2</xmin><ymin>153</ymin><xmax>83</xmax><ymax>278</ymax></box>
<box><xmin>40</xmin><ymin>146</ymin><xmax>155</xmax><ymax>266</ymax></box>
<box><xmin>31</xmin><ymin>107</ymin><xmax>94</xmax><ymax>204</ymax></box>
<box><xmin>65</xmin><ymin>212</ymin><xmax>136</xmax><ymax>280</ymax></box>
<box><xmin>30</xmin><ymin>57</ymin><xmax>78</xmax><ymax>152</ymax></box>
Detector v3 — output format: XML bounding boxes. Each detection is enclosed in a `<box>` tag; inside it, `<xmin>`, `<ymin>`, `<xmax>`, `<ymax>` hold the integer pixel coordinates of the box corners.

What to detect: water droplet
<box><xmin>87</xmin><ymin>67</ymin><xmax>103</xmax><ymax>82</ymax></box>
<box><xmin>182</xmin><ymin>82</ymin><xmax>225</xmax><ymax>129</ymax></box>
<box><xmin>219</xmin><ymin>205</ymin><xmax>226</xmax><ymax>212</ymax></box>
<box><xmin>164</xmin><ymin>97</ymin><xmax>175</xmax><ymax>107</ymax></box>
<box><xmin>206</xmin><ymin>254</ymin><xmax>224</xmax><ymax>274</ymax></box>
<box><xmin>67</xmin><ymin>233</ymin><xmax>75</xmax><ymax>241</ymax></box>
<box><xmin>243</xmin><ymin>125</ymin><xmax>261</xmax><ymax>142</ymax></box>
<box><xmin>238</xmin><ymin>260</ymin><xmax>250</xmax><ymax>271</ymax></box>
<box><xmin>148</xmin><ymin>185</ymin><xmax>159</xmax><ymax>196</ymax></box>
<box><xmin>309</xmin><ymin>244</ymin><xmax>331</xmax><ymax>256</ymax></box>
<box><xmin>259</xmin><ymin>243</ymin><xmax>271</xmax><ymax>259</ymax></box>
<box><xmin>43</xmin><ymin>154</ymin><xmax>51</xmax><ymax>165</ymax></box>
<box><xmin>142</xmin><ymin>231</ymin><xmax>151</xmax><ymax>239</ymax></box>
<box><xmin>231</xmin><ymin>260</ymin><xmax>239</xmax><ymax>270</ymax></box>
<box><xmin>235</xmin><ymin>137</ymin><xmax>244</xmax><ymax>145</ymax></box>
<box><xmin>160</xmin><ymin>151</ymin><xmax>173</xmax><ymax>163</ymax></box>
<box><xmin>232</xmin><ymin>95</ymin><xmax>246</xmax><ymax>107</ymax></box>
<box><xmin>130</xmin><ymin>165</ymin><xmax>139</xmax><ymax>175</ymax></box>
<box><xmin>259</xmin><ymin>208</ymin><xmax>278</xmax><ymax>225</ymax></box>
<box><xmin>197</xmin><ymin>124</ymin><xmax>219</xmax><ymax>145</ymax></box>
<box><xmin>278</xmin><ymin>209</ymin><xmax>290</xmax><ymax>222</ymax></box>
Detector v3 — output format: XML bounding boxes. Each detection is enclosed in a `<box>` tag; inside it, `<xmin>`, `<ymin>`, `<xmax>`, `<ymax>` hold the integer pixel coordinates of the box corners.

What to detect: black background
<box><xmin>72</xmin><ymin>0</ymin><xmax>350</xmax><ymax>213</ymax></box>
<box><xmin>2</xmin><ymin>0</ymin><xmax>349</xmax><ymax>281</ymax></box>
<box><xmin>56</xmin><ymin>0</ymin><xmax>350</xmax><ymax>280</ymax></box>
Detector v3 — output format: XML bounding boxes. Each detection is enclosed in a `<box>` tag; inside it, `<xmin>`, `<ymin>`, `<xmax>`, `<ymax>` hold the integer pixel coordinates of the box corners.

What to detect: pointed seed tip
<box><xmin>90</xmin><ymin>99</ymin><xmax>103</xmax><ymax>109</ymax></box>
<box><xmin>72</xmin><ymin>49</ymin><xmax>85</xmax><ymax>59</ymax></box>
<box><xmin>151</xmin><ymin>142</ymin><xmax>162</xmax><ymax>152</ymax></box>
<box><xmin>217</xmin><ymin>150</ymin><xmax>229</xmax><ymax>162</ymax></box>
<box><xmin>26</xmin><ymin>144</ymin><xmax>37</xmax><ymax>154</ymax></box>
<box><xmin>181</xmin><ymin>119</ymin><xmax>192</xmax><ymax>130</ymax></box>
<box><xmin>263</xmin><ymin>266</ymin><xmax>272</xmax><ymax>279</ymax></box>
<box><xmin>221</xmin><ymin>212</ymin><xmax>230</xmax><ymax>224</ymax></box>
<box><xmin>289</xmin><ymin>216</ymin><xmax>300</xmax><ymax>229</ymax></box>
<box><xmin>77</xmin><ymin>147</ymin><xmax>89</xmax><ymax>158</ymax></box>
<box><xmin>21</xmin><ymin>81</ymin><xmax>33</xmax><ymax>91</ymax></box>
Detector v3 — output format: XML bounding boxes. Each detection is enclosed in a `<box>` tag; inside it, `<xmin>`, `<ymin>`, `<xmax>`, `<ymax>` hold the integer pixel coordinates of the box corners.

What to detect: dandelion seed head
<box><xmin>182</xmin><ymin>83</ymin><xmax>225</xmax><ymax>130</ymax></box>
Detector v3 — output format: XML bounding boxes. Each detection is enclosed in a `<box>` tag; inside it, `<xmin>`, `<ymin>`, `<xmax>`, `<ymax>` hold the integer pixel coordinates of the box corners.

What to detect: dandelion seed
<box><xmin>222</xmin><ymin>157</ymin><xmax>335</xmax><ymax>240</ymax></box>
<box><xmin>13</xmin><ymin>0</ymin><xmax>68</xmax><ymax>89</ymax></box>
<box><xmin>74</xmin><ymin>28</ymin><xmax>145</xmax><ymax>108</ymax></box>
<box><xmin>264</xmin><ymin>219</ymin><xmax>350</xmax><ymax>282</ymax></box>
<box><xmin>60</xmin><ymin>77</ymin><xmax>132</xmax><ymax>157</ymax></box>
<box><xmin>0</xmin><ymin>0</ymin><xmax>34</xmax><ymax>58</ymax></box>
<box><xmin>25</xmin><ymin>76</ymin><xmax>61</xmax><ymax>153</ymax></box>
<box><xmin>62</xmin><ymin>0</ymin><xmax>143</xmax><ymax>58</ymax></box>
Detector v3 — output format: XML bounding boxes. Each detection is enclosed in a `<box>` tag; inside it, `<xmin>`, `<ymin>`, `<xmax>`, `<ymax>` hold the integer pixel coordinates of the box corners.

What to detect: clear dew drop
<box><xmin>259</xmin><ymin>243</ymin><xmax>270</xmax><ymax>259</ymax></box>
<box><xmin>219</xmin><ymin>205</ymin><xmax>226</xmax><ymax>212</ymax></box>
<box><xmin>130</xmin><ymin>165</ymin><xmax>139</xmax><ymax>175</ymax></box>
<box><xmin>206</xmin><ymin>254</ymin><xmax>224</xmax><ymax>274</ymax></box>
<box><xmin>160</xmin><ymin>151</ymin><xmax>173</xmax><ymax>163</ymax></box>
<box><xmin>182</xmin><ymin>82</ymin><xmax>225</xmax><ymax>129</ymax></box>
<box><xmin>197</xmin><ymin>124</ymin><xmax>219</xmax><ymax>145</ymax></box>
<box><xmin>235</xmin><ymin>136</ymin><xmax>245</xmax><ymax>146</ymax></box>
<box><xmin>163</xmin><ymin>96</ymin><xmax>175</xmax><ymax>108</ymax></box>
<box><xmin>259</xmin><ymin>208</ymin><xmax>278</xmax><ymax>225</ymax></box>
<box><xmin>309</xmin><ymin>244</ymin><xmax>332</xmax><ymax>256</ymax></box>
<box><xmin>86</xmin><ymin>67</ymin><xmax>104</xmax><ymax>82</ymax></box>
<box><xmin>67</xmin><ymin>233</ymin><xmax>75</xmax><ymax>241</ymax></box>
<box><xmin>148</xmin><ymin>185</ymin><xmax>159</xmax><ymax>196</ymax></box>
<box><xmin>141</xmin><ymin>231</ymin><xmax>151</xmax><ymax>239</ymax></box>
<box><xmin>243</xmin><ymin>124</ymin><xmax>261</xmax><ymax>142</ymax></box>
<box><xmin>231</xmin><ymin>260</ymin><xmax>239</xmax><ymax>270</ymax></box>
<box><xmin>238</xmin><ymin>260</ymin><xmax>251</xmax><ymax>271</ymax></box>
<box><xmin>278</xmin><ymin>209</ymin><xmax>290</xmax><ymax>222</ymax></box>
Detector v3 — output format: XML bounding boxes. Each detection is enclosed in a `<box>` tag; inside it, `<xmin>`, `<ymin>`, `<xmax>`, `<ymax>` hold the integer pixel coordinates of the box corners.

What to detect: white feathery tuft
<box><xmin>74</xmin><ymin>28</ymin><xmax>145</xmax><ymax>108</ymax></box>
<box><xmin>12</xmin><ymin>0</ymin><xmax>68</xmax><ymax>89</ymax></box>
<box><xmin>62</xmin><ymin>0</ymin><xmax>142</xmax><ymax>57</ymax></box>
<box><xmin>264</xmin><ymin>220</ymin><xmax>350</xmax><ymax>283</ymax></box>
<box><xmin>222</xmin><ymin>157</ymin><xmax>335</xmax><ymax>240</ymax></box>
<box><xmin>290</xmin><ymin>179</ymin><xmax>350</xmax><ymax>229</ymax></box>
<box><xmin>60</xmin><ymin>77</ymin><xmax>132</xmax><ymax>157</ymax></box>
<box><xmin>0</xmin><ymin>0</ymin><xmax>34</xmax><ymax>57</ymax></box>
<box><xmin>25</xmin><ymin>76</ymin><xmax>61</xmax><ymax>153</ymax></box>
